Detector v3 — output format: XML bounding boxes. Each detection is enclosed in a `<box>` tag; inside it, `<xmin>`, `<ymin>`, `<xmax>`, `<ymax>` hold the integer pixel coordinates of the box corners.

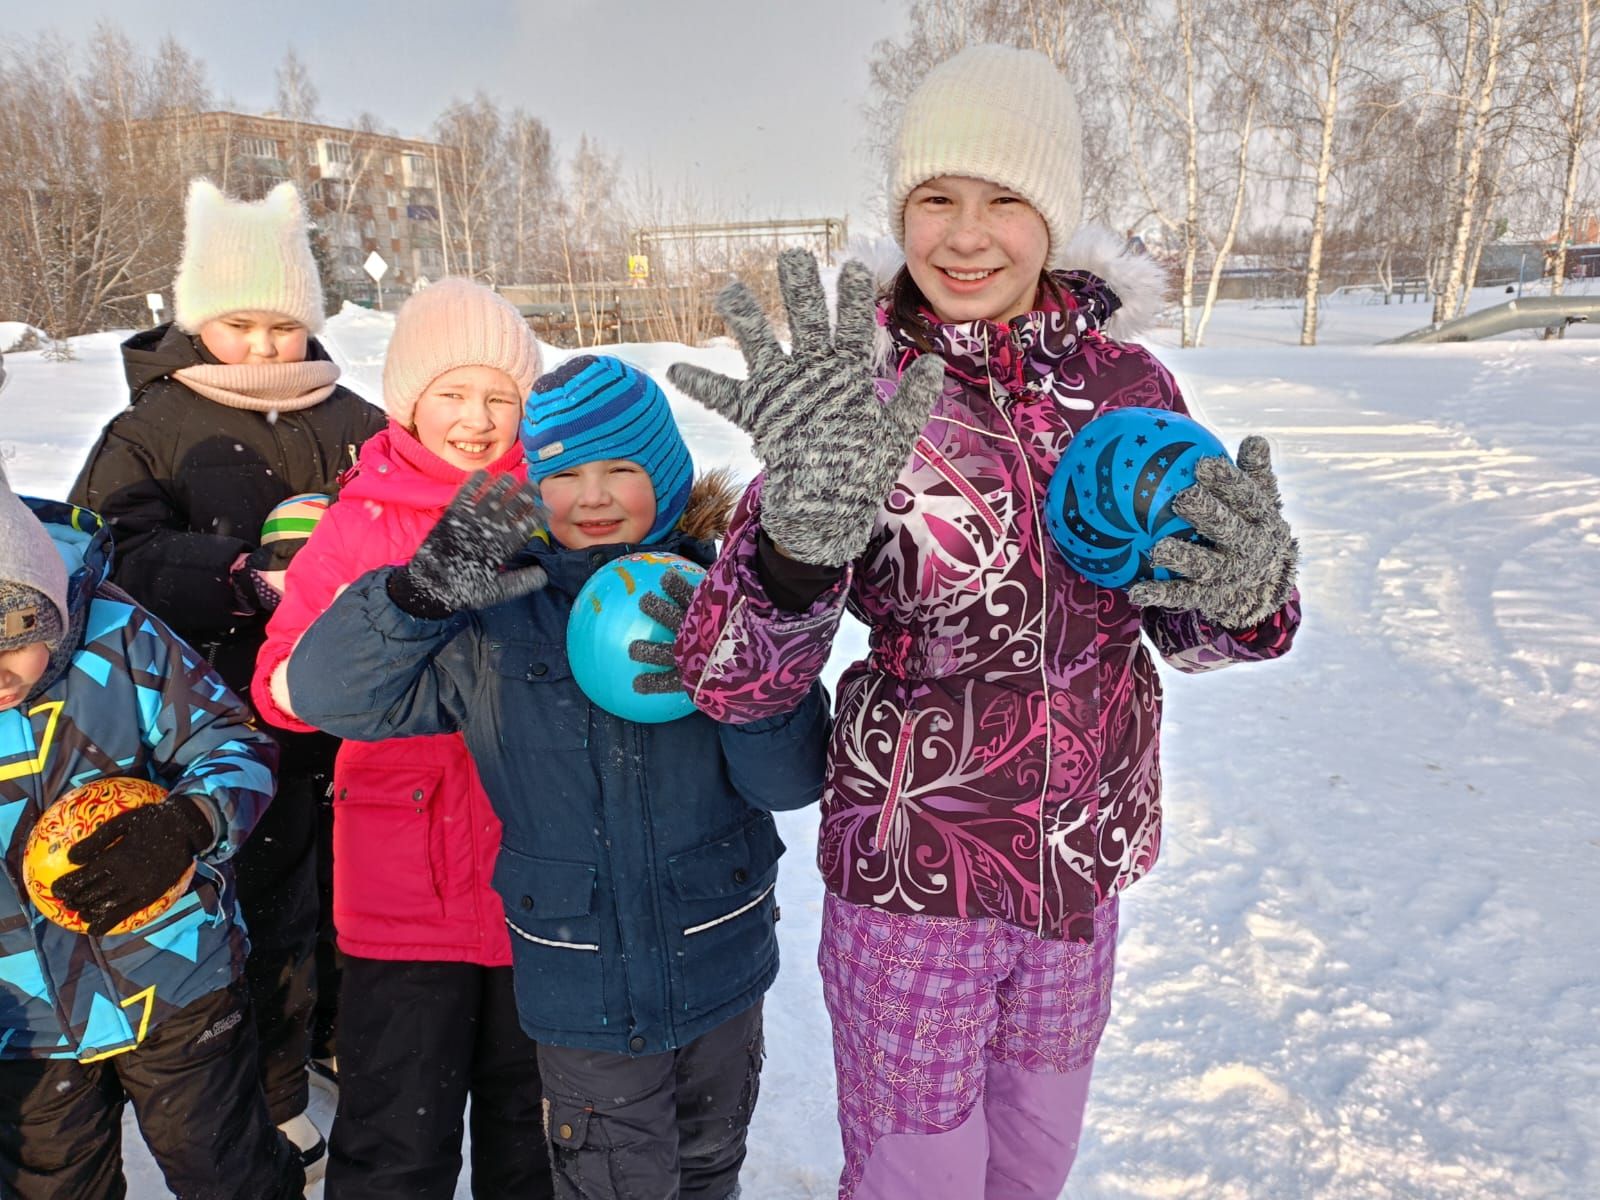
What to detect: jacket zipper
<box><xmin>983</xmin><ymin>335</ymin><xmax>1054</xmax><ymax>937</ymax></box>
<box><xmin>873</xmin><ymin>707</ymin><xmax>920</xmax><ymax>851</ymax></box>
<box><xmin>0</xmin><ymin>709</ymin><xmax>90</xmax><ymax>1047</ymax></box>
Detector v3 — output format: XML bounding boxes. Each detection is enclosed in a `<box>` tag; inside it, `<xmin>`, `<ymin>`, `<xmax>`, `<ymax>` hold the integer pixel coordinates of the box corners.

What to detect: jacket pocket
<box><xmin>487</xmin><ymin>641</ymin><xmax>590</xmax><ymax>752</ymax></box>
<box><xmin>333</xmin><ymin>763</ymin><xmax>446</xmax><ymax>924</ymax></box>
<box><xmin>665</xmin><ymin>814</ymin><xmax>785</xmax><ymax>1011</ymax></box>
<box><xmin>873</xmin><ymin>706</ymin><xmax>921</xmax><ymax>852</ymax></box>
<box><xmin>492</xmin><ymin>846</ymin><xmax>609</xmax><ymax>1030</ymax></box>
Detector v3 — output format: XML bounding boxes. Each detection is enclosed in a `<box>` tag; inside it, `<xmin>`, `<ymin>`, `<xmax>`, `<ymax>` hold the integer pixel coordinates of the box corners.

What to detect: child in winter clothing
<box><xmin>666</xmin><ymin>45</ymin><xmax>1302</xmax><ymax>1200</ymax></box>
<box><xmin>0</xmin><ymin>469</ymin><xmax>302</xmax><ymax>1199</ymax></box>
<box><xmin>285</xmin><ymin>354</ymin><xmax>831</xmax><ymax>1200</ymax></box>
<box><xmin>69</xmin><ymin>179</ymin><xmax>386</xmax><ymax>1170</ymax></box>
<box><xmin>251</xmin><ymin>277</ymin><xmax>554</xmax><ymax>1199</ymax></box>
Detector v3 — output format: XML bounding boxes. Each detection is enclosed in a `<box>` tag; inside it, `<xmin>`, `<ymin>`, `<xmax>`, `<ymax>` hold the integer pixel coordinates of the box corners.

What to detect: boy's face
<box><xmin>538</xmin><ymin>460</ymin><xmax>657</xmax><ymax>549</ymax></box>
<box><xmin>0</xmin><ymin>643</ymin><xmax>50</xmax><ymax>712</ymax></box>
<box><xmin>411</xmin><ymin>366</ymin><xmax>523</xmax><ymax>471</ymax></box>
<box><xmin>197</xmin><ymin>311</ymin><xmax>309</xmax><ymax>365</ymax></box>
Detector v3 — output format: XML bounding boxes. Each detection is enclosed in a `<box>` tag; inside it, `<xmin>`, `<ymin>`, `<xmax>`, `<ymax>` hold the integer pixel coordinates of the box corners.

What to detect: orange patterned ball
<box><xmin>23</xmin><ymin>777</ymin><xmax>194</xmax><ymax>936</ymax></box>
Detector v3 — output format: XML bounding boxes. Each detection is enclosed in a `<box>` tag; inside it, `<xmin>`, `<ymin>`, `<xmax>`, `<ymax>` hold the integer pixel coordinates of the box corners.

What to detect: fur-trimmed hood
<box><xmin>856</xmin><ymin>223</ymin><xmax>1168</xmax><ymax>345</ymax></box>
<box><xmin>676</xmin><ymin>466</ymin><xmax>741</xmax><ymax>543</ymax></box>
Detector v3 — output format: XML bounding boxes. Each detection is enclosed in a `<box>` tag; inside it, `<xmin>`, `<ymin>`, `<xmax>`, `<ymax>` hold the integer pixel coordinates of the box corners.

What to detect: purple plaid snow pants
<box><xmin>819</xmin><ymin>894</ymin><xmax>1118</xmax><ymax>1200</ymax></box>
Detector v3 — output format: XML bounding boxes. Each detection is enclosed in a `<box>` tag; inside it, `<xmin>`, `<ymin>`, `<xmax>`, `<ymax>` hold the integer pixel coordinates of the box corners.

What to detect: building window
<box><xmin>239</xmin><ymin>137</ymin><xmax>279</xmax><ymax>159</ymax></box>
<box><xmin>402</xmin><ymin>153</ymin><xmax>434</xmax><ymax>185</ymax></box>
<box><xmin>322</xmin><ymin>139</ymin><xmax>351</xmax><ymax>165</ymax></box>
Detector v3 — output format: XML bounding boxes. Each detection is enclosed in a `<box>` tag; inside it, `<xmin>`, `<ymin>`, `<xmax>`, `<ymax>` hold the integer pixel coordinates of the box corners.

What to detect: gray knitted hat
<box><xmin>0</xmin><ymin>467</ymin><xmax>68</xmax><ymax>652</ymax></box>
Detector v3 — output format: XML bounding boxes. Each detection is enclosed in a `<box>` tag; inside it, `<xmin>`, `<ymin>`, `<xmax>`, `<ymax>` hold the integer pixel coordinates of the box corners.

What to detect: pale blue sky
<box><xmin>5</xmin><ymin>0</ymin><xmax>908</xmax><ymax>228</ymax></box>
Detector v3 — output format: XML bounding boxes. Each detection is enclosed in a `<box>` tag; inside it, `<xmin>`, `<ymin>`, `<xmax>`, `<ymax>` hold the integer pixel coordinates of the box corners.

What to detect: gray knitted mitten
<box><xmin>1128</xmin><ymin>435</ymin><xmax>1298</xmax><ymax>630</ymax></box>
<box><xmin>667</xmin><ymin>249</ymin><xmax>945</xmax><ymax>567</ymax></box>
<box><xmin>389</xmin><ymin>471</ymin><xmax>549</xmax><ymax>618</ymax></box>
<box><xmin>627</xmin><ymin>568</ymin><xmax>697</xmax><ymax>695</ymax></box>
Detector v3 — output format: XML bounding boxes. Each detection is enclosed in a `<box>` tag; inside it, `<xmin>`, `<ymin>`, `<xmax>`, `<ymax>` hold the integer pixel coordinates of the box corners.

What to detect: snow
<box><xmin>0</xmin><ymin>285</ymin><xmax>1595</xmax><ymax>1199</ymax></box>
<box><xmin>0</xmin><ymin>322</ymin><xmax>48</xmax><ymax>353</ymax></box>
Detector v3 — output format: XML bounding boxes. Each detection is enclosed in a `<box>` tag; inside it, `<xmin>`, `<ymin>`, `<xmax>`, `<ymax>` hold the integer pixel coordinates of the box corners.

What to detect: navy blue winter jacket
<box><xmin>1</xmin><ymin>500</ymin><xmax>279</xmax><ymax>1061</ymax></box>
<box><xmin>287</xmin><ymin>532</ymin><xmax>829</xmax><ymax>1055</ymax></box>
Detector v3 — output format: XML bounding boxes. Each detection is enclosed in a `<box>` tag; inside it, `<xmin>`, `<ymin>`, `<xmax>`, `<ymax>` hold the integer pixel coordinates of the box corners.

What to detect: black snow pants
<box><xmin>324</xmin><ymin>957</ymin><xmax>552</xmax><ymax>1199</ymax></box>
<box><xmin>234</xmin><ymin>760</ymin><xmax>326</xmax><ymax>1124</ymax></box>
<box><xmin>538</xmin><ymin>999</ymin><xmax>765</xmax><ymax>1200</ymax></box>
<box><xmin>0</xmin><ymin>982</ymin><xmax>304</xmax><ymax>1200</ymax></box>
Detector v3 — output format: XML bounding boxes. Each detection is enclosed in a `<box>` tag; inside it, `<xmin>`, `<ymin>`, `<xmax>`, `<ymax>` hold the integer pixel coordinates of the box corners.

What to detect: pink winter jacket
<box><xmin>251</xmin><ymin>425</ymin><xmax>521</xmax><ymax>965</ymax></box>
<box><xmin>675</xmin><ymin>271</ymin><xmax>1300</xmax><ymax>942</ymax></box>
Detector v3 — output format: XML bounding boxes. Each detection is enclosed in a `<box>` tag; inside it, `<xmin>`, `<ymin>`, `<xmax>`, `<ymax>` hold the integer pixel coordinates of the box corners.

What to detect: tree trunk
<box><xmin>1179</xmin><ymin>0</ymin><xmax>1199</xmax><ymax>348</ymax></box>
<box><xmin>1551</xmin><ymin>0</ymin><xmax>1593</xmax><ymax>297</ymax></box>
<box><xmin>1434</xmin><ymin>4</ymin><xmax>1481</xmax><ymax>324</ymax></box>
<box><xmin>1196</xmin><ymin>96</ymin><xmax>1255</xmax><ymax>347</ymax></box>
<box><xmin>1440</xmin><ymin>2</ymin><xmax>1507</xmax><ymax>321</ymax></box>
<box><xmin>1301</xmin><ymin>36</ymin><xmax>1343</xmax><ymax>347</ymax></box>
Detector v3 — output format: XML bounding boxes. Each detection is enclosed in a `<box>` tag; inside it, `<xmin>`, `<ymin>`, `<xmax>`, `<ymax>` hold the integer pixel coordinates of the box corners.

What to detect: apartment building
<box><xmin>134</xmin><ymin>110</ymin><xmax>457</xmax><ymax>302</ymax></box>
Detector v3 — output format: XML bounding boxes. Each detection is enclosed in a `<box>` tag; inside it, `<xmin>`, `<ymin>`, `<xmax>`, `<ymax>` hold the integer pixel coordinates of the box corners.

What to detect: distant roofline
<box><xmin>140</xmin><ymin>109</ymin><xmax>443</xmax><ymax>152</ymax></box>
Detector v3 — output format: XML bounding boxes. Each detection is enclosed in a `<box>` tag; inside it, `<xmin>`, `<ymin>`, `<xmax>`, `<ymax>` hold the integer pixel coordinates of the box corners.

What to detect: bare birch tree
<box><xmin>434</xmin><ymin>94</ymin><xmax>506</xmax><ymax>280</ymax></box>
<box><xmin>1534</xmin><ymin>0</ymin><xmax>1599</xmax><ymax>295</ymax></box>
<box><xmin>1256</xmin><ymin>0</ymin><xmax>1382</xmax><ymax>345</ymax></box>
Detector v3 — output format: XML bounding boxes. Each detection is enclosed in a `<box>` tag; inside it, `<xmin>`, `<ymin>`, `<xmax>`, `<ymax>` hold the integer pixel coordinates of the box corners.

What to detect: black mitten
<box><xmin>1129</xmin><ymin>435</ymin><xmax>1298</xmax><ymax>630</ymax></box>
<box><xmin>388</xmin><ymin>471</ymin><xmax>550</xmax><ymax>618</ymax></box>
<box><xmin>627</xmin><ymin>568</ymin><xmax>698</xmax><ymax>695</ymax></box>
<box><xmin>54</xmin><ymin>796</ymin><xmax>215</xmax><ymax>936</ymax></box>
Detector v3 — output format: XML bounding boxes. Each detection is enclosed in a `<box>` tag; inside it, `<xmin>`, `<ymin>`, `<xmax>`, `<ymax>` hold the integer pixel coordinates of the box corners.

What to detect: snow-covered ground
<box><xmin>1</xmin><ymin>284</ymin><xmax>1596</xmax><ymax>1199</ymax></box>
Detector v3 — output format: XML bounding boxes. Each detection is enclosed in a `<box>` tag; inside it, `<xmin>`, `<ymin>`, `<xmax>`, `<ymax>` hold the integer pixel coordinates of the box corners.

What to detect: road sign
<box><xmin>364</xmin><ymin>252</ymin><xmax>390</xmax><ymax>310</ymax></box>
<box><xmin>627</xmin><ymin>255</ymin><xmax>650</xmax><ymax>282</ymax></box>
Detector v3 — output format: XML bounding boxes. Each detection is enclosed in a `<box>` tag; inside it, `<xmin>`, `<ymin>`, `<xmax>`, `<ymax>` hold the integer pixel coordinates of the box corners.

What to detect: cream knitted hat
<box><xmin>381</xmin><ymin>278</ymin><xmax>542</xmax><ymax>428</ymax></box>
<box><xmin>0</xmin><ymin>466</ymin><xmax>69</xmax><ymax>652</ymax></box>
<box><xmin>173</xmin><ymin>180</ymin><xmax>326</xmax><ymax>334</ymax></box>
<box><xmin>888</xmin><ymin>44</ymin><xmax>1084</xmax><ymax>266</ymax></box>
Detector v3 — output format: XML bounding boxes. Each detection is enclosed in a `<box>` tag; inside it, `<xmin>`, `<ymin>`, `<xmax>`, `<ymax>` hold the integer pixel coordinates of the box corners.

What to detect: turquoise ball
<box><xmin>566</xmin><ymin>553</ymin><xmax>705</xmax><ymax>724</ymax></box>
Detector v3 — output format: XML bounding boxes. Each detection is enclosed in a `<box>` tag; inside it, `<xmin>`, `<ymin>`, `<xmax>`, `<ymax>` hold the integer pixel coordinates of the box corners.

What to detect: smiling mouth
<box><xmin>941</xmin><ymin>267</ymin><xmax>999</xmax><ymax>282</ymax></box>
<box><xmin>450</xmin><ymin>441</ymin><xmax>491</xmax><ymax>455</ymax></box>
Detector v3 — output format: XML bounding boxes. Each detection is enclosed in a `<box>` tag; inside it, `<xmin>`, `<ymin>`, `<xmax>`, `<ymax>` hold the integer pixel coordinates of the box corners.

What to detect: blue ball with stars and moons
<box><xmin>1045</xmin><ymin>407</ymin><xmax>1230</xmax><ymax>590</ymax></box>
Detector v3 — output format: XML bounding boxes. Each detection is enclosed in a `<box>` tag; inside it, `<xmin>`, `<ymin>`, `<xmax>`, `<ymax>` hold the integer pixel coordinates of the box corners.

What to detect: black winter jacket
<box><xmin>69</xmin><ymin>323</ymin><xmax>385</xmax><ymax>712</ymax></box>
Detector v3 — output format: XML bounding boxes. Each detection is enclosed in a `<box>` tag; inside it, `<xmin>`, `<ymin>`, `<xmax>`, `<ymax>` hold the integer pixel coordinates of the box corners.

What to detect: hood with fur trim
<box><xmin>675</xmin><ymin>467</ymin><xmax>740</xmax><ymax>543</ymax></box>
<box><xmin>864</xmin><ymin>223</ymin><xmax>1168</xmax><ymax>358</ymax></box>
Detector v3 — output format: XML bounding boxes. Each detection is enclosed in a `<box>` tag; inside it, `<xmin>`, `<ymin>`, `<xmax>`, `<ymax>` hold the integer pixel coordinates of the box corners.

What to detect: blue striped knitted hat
<box><xmin>522</xmin><ymin>355</ymin><xmax>694</xmax><ymax>544</ymax></box>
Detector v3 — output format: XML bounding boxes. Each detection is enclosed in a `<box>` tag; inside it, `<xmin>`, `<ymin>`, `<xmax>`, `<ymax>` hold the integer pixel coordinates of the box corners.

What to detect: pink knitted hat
<box><xmin>381</xmin><ymin>278</ymin><xmax>541</xmax><ymax>427</ymax></box>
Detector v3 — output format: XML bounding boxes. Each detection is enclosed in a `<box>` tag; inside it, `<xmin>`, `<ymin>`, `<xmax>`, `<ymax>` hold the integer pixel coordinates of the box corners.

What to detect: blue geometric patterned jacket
<box><xmin>0</xmin><ymin>499</ymin><xmax>279</xmax><ymax>1061</ymax></box>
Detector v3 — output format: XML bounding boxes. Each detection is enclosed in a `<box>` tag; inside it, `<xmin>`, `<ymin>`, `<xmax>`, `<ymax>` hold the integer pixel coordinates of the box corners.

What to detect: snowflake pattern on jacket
<box><xmin>675</xmin><ymin>272</ymin><xmax>1299</xmax><ymax>942</ymax></box>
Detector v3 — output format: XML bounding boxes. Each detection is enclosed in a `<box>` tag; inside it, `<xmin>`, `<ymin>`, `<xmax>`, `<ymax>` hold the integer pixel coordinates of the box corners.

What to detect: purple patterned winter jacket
<box><xmin>675</xmin><ymin>272</ymin><xmax>1300</xmax><ymax>941</ymax></box>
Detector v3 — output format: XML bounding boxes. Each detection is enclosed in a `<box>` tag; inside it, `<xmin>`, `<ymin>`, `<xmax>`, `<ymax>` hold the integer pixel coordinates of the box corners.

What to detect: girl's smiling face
<box><xmin>410</xmin><ymin>366</ymin><xmax>523</xmax><ymax>471</ymax></box>
<box><xmin>902</xmin><ymin>175</ymin><xmax>1050</xmax><ymax>325</ymax></box>
<box><xmin>538</xmin><ymin>460</ymin><xmax>657</xmax><ymax>548</ymax></box>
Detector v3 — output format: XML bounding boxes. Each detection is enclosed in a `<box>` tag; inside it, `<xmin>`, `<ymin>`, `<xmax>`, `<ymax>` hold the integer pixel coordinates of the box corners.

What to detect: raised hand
<box><xmin>388</xmin><ymin>471</ymin><xmax>549</xmax><ymax>618</ymax></box>
<box><xmin>1129</xmin><ymin>435</ymin><xmax>1298</xmax><ymax>630</ymax></box>
<box><xmin>668</xmin><ymin>249</ymin><xmax>945</xmax><ymax>566</ymax></box>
